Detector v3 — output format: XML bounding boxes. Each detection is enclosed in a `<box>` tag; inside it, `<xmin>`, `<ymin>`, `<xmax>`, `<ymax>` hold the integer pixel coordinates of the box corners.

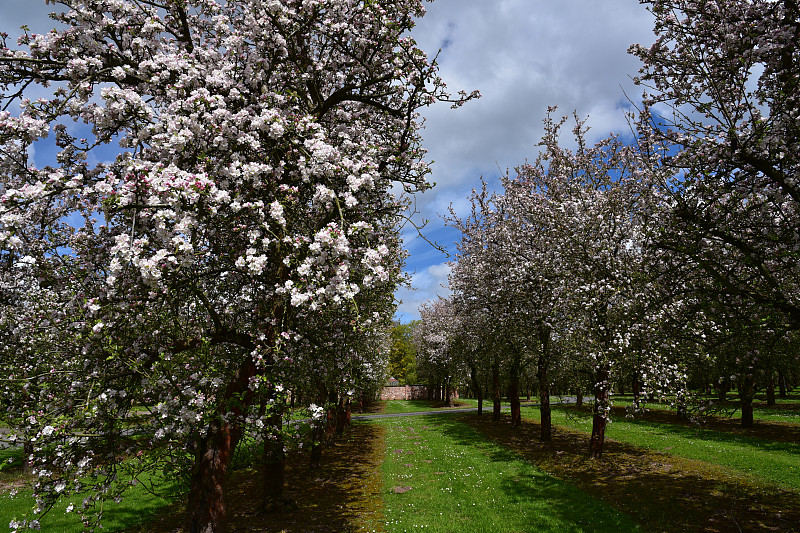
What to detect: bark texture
<box><xmin>741</xmin><ymin>375</ymin><xmax>755</xmax><ymax>428</ymax></box>
<box><xmin>262</xmin><ymin>411</ymin><xmax>286</xmax><ymax>512</ymax></box>
<box><xmin>188</xmin><ymin>356</ymin><xmax>257</xmax><ymax>532</ymax></box>
<box><xmin>537</xmin><ymin>325</ymin><xmax>552</xmax><ymax>441</ymax></box>
<box><xmin>492</xmin><ymin>360</ymin><xmax>501</xmax><ymax>421</ymax></box>
<box><xmin>470</xmin><ymin>364</ymin><xmax>483</xmax><ymax>416</ymax></box>
<box><xmin>509</xmin><ymin>361</ymin><xmax>521</xmax><ymax>427</ymax></box>
<box><xmin>188</xmin><ymin>421</ymin><xmax>240</xmax><ymax>533</ymax></box>
<box><xmin>589</xmin><ymin>366</ymin><xmax>610</xmax><ymax>459</ymax></box>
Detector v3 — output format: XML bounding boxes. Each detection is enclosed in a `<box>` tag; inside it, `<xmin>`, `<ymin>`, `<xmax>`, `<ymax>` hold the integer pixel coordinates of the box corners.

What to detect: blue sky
<box><xmin>0</xmin><ymin>0</ymin><xmax>657</xmax><ymax>322</ymax></box>
<box><xmin>397</xmin><ymin>0</ymin><xmax>656</xmax><ymax>321</ymax></box>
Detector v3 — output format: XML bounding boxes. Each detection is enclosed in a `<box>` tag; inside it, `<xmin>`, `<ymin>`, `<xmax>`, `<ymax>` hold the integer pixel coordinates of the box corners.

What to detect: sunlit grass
<box><xmin>382</xmin><ymin>396</ymin><xmax>568</xmax><ymax>415</ymax></box>
<box><xmin>382</xmin><ymin>399</ymin><xmax>486</xmax><ymax>414</ymax></box>
<box><xmin>526</xmin><ymin>405</ymin><xmax>800</xmax><ymax>490</ymax></box>
<box><xmin>611</xmin><ymin>394</ymin><xmax>800</xmax><ymax>424</ymax></box>
<box><xmin>0</xmin><ymin>468</ymin><xmax>179</xmax><ymax>532</ymax></box>
<box><xmin>375</xmin><ymin>415</ymin><xmax>640</xmax><ymax>532</ymax></box>
<box><xmin>748</xmin><ymin>406</ymin><xmax>800</xmax><ymax>424</ymax></box>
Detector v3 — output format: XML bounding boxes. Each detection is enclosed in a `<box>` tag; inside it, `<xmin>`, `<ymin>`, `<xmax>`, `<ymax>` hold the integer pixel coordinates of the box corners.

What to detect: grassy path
<box><xmin>4</xmin><ymin>399</ymin><xmax>800</xmax><ymax>532</ymax></box>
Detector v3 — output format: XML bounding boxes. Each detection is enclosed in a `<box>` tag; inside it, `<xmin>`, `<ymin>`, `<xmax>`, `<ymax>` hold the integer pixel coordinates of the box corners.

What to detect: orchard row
<box><xmin>412</xmin><ymin>0</ymin><xmax>800</xmax><ymax>460</ymax></box>
<box><xmin>0</xmin><ymin>0</ymin><xmax>797</xmax><ymax>532</ymax></box>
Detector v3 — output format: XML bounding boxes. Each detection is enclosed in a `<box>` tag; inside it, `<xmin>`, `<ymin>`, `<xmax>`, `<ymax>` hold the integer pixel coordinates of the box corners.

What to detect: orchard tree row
<box><xmin>0</xmin><ymin>0</ymin><xmax>477</xmax><ymax>531</ymax></box>
<box><xmin>413</xmin><ymin>0</ymin><xmax>800</xmax><ymax>459</ymax></box>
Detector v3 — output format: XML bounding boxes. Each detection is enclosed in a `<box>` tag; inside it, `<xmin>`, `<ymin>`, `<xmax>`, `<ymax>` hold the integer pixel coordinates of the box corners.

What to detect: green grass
<box><xmin>750</xmin><ymin>406</ymin><xmax>800</xmax><ymax>424</ymax></box>
<box><xmin>526</xmin><ymin>406</ymin><xmax>800</xmax><ymax>490</ymax></box>
<box><xmin>382</xmin><ymin>397</ymin><xmax>569</xmax><ymax>415</ymax></box>
<box><xmin>0</xmin><ymin>462</ymin><xmax>180</xmax><ymax>532</ymax></box>
<box><xmin>374</xmin><ymin>415</ymin><xmax>640</xmax><ymax>532</ymax></box>
<box><xmin>382</xmin><ymin>399</ymin><xmax>485</xmax><ymax>414</ymax></box>
<box><xmin>610</xmin><ymin>394</ymin><xmax>800</xmax><ymax>424</ymax></box>
<box><xmin>0</xmin><ymin>448</ymin><xmax>24</xmax><ymax>475</ymax></box>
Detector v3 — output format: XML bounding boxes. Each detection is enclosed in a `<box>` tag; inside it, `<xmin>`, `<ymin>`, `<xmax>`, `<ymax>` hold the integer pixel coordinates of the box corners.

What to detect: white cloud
<box><xmin>412</xmin><ymin>0</ymin><xmax>654</xmax><ymax>194</ymax></box>
<box><xmin>395</xmin><ymin>262</ymin><xmax>452</xmax><ymax>321</ymax></box>
<box><xmin>397</xmin><ymin>0</ymin><xmax>658</xmax><ymax>321</ymax></box>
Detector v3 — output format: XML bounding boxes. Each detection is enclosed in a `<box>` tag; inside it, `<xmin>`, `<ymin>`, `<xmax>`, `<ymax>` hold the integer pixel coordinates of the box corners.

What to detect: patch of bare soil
<box><xmin>138</xmin><ymin>422</ymin><xmax>386</xmax><ymax>532</ymax></box>
<box><xmin>460</xmin><ymin>413</ymin><xmax>800</xmax><ymax>533</ymax></box>
<box><xmin>0</xmin><ymin>471</ymin><xmax>33</xmax><ymax>493</ymax></box>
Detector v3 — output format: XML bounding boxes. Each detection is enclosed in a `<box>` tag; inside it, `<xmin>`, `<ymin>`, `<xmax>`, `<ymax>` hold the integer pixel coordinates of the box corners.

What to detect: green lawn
<box><xmin>381</xmin><ymin>397</ymin><xmax>568</xmax><ymax>415</ymax></box>
<box><xmin>0</xmin><ymin>475</ymin><xmax>178</xmax><ymax>532</ymax></box>
<box><xmin>6</xmin><ymin>396</ymin><xmax>797</xmax><ymax>531</ymax></box>
<box><xmin>382</xmin><ymin>399</ymin><xmax>485</xmax><ymax>414</ymax></box>
<box><xmin>750</xmin><ymin>405</ymin><xmax>800</xmax><ymax>424</ymax></box>
<box><xmin>526</xmin><ymin>405</ymin><xmax>800</xmax><ymax>490</ymax></box>
<box><xmin>375</xmin><ymin>415</ymin><xmax>640</xmax><ymax>532</ymax></box>
<box><xmin>0</xmin><ymin>448</ymin><xmax>180</xmax><ymax>532</ymax></box>
<box><xmin>611</xmin><ymin>394</ymin><xmax>800</xmax><ymax>424</ymax></box>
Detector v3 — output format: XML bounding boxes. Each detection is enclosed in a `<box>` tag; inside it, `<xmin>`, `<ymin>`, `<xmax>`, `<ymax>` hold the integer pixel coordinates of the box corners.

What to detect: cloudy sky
<box><xmin>0</xmin><ymin>0</ymin><xmax>658</xmax><ymax>322</ymax></box>
<box><xmin>396</xmin><ymin>0</ymin><xmax>657</xmax><ymax>321</ymax></box>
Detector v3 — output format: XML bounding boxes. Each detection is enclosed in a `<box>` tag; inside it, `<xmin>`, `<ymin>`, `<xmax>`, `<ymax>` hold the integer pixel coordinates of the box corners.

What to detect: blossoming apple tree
<box><xmin>631</xmin><ymin>0</ymin><xmax>800</xmax><ymax>425</ymax></box>
<box><xmin>0</xmin><ymin>0</ymin><xmax>476</xmax><ymax>530</ymax></box>
<box><xmin>513</xmin><ymin>112</ymin><xmax>682</xmax><ymax>458</ymax></box>
<box><xmin>447</xmin><ymin>110</ymin><xmax>682</xmax><ymax>458</ymax></box>
<box><xmin>447</xmin><ymin>183</ymin><xmax>548</xmax><ymax>429</ymax></box>
<box><xmin>447</xmin><ymin>184</ymin><xmax>524</xmax><ymax>422</ymax></box>
<box><xmin>414</xmin><ymin>297</ymin><xmax>463</xmax><ymax>407</ymax></box>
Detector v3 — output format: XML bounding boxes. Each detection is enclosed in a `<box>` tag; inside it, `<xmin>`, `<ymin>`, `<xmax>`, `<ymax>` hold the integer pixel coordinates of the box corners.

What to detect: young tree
<box><xmin>504</xmin><ymin>111</ymin><xmax>674</xmax><ymax>458</ymax></box>
<box><xmin>448</xmin><ymin>184</ymin><xmax>517</xmax><ymax>422</ymax></box>
<box><xmin>389</xmin><ymin>320</ymin><xmax>419</xmax><ymax>385</ymax></box>
<box><xmin>449</xmin><ymin>175</ymin><xmax>567</xmax><ymax>435</ymax></box>
<box><xmin>495</xmin><ymin>171</ymin><xmax>572</xmax><ymax>438</ymax></box>
<box><xmin>414</xmin><ymin>297</ymin><xmax>463</xmax><ymax>407</ymax></box>
<box><xmin>0</xmin><ymin>1</ymin><xmax>476</xmax><ymax>530</ymax></box>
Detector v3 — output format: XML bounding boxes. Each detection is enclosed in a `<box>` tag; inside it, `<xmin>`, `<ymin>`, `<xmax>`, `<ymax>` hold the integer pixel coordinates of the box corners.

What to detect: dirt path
<box><xmin>137</xmin><ymin>423</ymin><xmax>386</xmax><ymax>532</ymax></box>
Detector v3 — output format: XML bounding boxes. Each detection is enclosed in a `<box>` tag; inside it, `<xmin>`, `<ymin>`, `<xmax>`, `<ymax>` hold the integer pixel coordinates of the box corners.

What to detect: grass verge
<box><xmin>610</xmin><ymin>394</ymin><xmax>800</xmax><ymax>425</ymax></box>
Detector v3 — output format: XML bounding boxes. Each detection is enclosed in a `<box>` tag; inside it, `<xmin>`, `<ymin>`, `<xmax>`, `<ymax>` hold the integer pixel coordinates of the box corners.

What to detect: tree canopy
<box><xmin>0</xmin><ymin>0</ymin><xmax>476</xmax><ymax>530</ymax></box>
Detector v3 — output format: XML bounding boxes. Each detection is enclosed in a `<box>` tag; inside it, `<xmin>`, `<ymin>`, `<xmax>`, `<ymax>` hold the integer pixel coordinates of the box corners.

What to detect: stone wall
<box><xmin>380</xmin><ymin>385</ymin><xmax>428</xmax><ymax>401</ymax></box>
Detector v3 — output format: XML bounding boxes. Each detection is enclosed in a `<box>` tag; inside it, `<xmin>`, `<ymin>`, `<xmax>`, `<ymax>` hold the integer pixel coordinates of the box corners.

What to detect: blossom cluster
<box><xmin>0</xmin><ymin>0</ymin><xmax>476</xmax><ymax>529</ymax></box>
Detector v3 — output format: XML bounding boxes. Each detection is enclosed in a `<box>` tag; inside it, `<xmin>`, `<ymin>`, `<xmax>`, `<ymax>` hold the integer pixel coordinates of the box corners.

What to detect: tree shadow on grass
<box><xmin>604</xmin><ymin>404</ymin><xmax>800</xmax><ymax>444</ymax></box>
<box><xmin>493</xmin><ymin>473</ymin><xmax>638</xmax><ymax>532</ymax></box>
<box><xmin>418</xmin><ymin>415</ymin><xmax>641</xmax><ymax>532</ymax></box>
<box><xmin>614</xmin><ymin>414</ymin><xmax>800</xmax><ymax>455</ymax></box>
<box><xmin>139</xmin><ymin>422</ymin><xmax>385</xmax><ymax>532</ymax></box>
<box><xmin>459</xmin><ymin>413</ymin><xmax>800</xmax><ymax>533</ymax></box>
